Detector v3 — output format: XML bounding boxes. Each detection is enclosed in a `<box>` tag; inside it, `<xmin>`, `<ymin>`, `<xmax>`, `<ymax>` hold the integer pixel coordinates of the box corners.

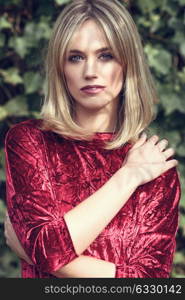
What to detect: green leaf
<box><xmin>31</xmin><ymin>111</ymin><xmax>41</xmax><ymax>119</ymax></box>
<box><xmin>137</xmin><ymin>16</ymin><xmax>151</xmax><ymax>28</ymax></box>
<box><xmin>4</xmin><ymin>96</ymin><xmax>28</xmax><ymax>116</ymax></box>
<box><xmin>171</xmin><ymin>273</ymin><xmax>185</xmax><ymax>278</ymax></box>
<box><xmin>8</xmin><ymin>37</ymin><xmax>28</xmax><ymax>58</ymax></box>
<box><xmin>0</xmin><ymin>106</ymin><xmax>8</xmax><ymax>121</ymax></box>
<box><xmin>0</xmin><ymin>148</ymin><xmax>5</xmax><ymax>167</ymax></box>
<box><xmin>0</xmin><ymin>33</ymin><xmax>5</xmax><ymax>47</ymax></box>
<box><xmin>168</xmin><ymin>17</ymin><xmax>183</xmax><ymax>31</ymax></box>
<box><xmin>160</xmin><ymin>92</ymin><xmax>185</xmax><ymax>115</ymax></box>
<box><xmin>24</xmin><ymin>21</ymin><xmax>51</xmax><ymax>44</ymax></box>
<box><xmin>177</xmin><ymin>67</ymin><xmax>185</xmax><ymax>84</ymax></box>
<box><xmin>0</xmin><ymin>168</ymin><xmax>5</xmax><ymax>181</ymax></box>
<box><xmin>157</xmin><ymin>82</ymin><xmax>185</xmax><ymax>115</ymax></box>
<box><xmin>176</xmin><ymin>143</ymin><xmax>185</xmax><ymax>157</ymax></box>
<box><xmin>9</xmin><ymin>20</ymin><xmax>52</xmax><ymax>59</ymax></box>
<box><xmin>0</xmin><ymin>15</ymin><xmax>12</xmax><ymax>29</ymax></box>
<box><xmin>178</xmin><ymin>164</ymin><xmax>185</xmax><ymax>182</ymax></box>
<box><xmin>1</xmin><ymin>0</ymin><xmax>21</xmax><ymax>5</ymax></box>
<box><xmin>161</xmin><ymin>0</ymin><xmax>178</xmax><ymax>16</ymax></box>
<box><xmin>180</xmin><ymin>214</ymin><xmax>185</xmax><ymax>228</ymax></box>
<box><xmin>55</xmin><ymin>0</ymin><xmax>71</xmax><ymax>5</ymax></box>
<box><xmin>180</xmin><ymin>42</ymin><xmax>185</xmax><ymax>57</ymax></box>
<box><xmin>144</xmin><ymin>45</ymin><xmax>171</xmax><ymax>75</ymax></box>
<box><xmin>0</xmin><ymin>199</ymin><xmax>6</xmax><ymax>223</ymax></box>
<box><xmin>180</xmin><ymin>192</ymin><xmax>185</xmax><ymax>212</ymax></box>
<box><xmin>150</xmin><ymin>14</ymin><xmax>161</xmax><ymax>33</ymax></box>
<box><xmin>179</xmin><ymin>0</ymin><xmax>185</xmax><ymax>5</ymax></box>
<box><xmin>35</xmin><ymin>18</ymin><xmax>52</xmax><ymax>40</ymax></box>
<box><xmin>179</xmin><ymin>212</ymin><xmax>185</xmax><ymax>235</ymax></box>
<box><xmin>23</xmin><ymin>72</ymin><xmax>43</xmax><ymax>94</ymax></box>
<box><xmin>0</xmin><ymin>68</ymin><xmax>23</xmax><ymax>85</ymax></box>
<box><xmin>173</xmin><ymin>31</ymin><xmax>185</xmax><ymax>45</ymax></box>
<box><xmin>178</xmin><ymin>167</ymin><xmax>185</xmax><ymax>209</ymax></box>
<box><xmin>173</xmin><ymin>251</ymin><xmax>185</xmax><ymax>264</ymax></box>
<box><xmin>161</xmin><ymin>130</ymin><xmax>181</xmax><ymax>148</ymax></box>
<box><xmin>137</xmin><ymin>0</ymin><xmax>161</xmax><ymax>12</ymax></box>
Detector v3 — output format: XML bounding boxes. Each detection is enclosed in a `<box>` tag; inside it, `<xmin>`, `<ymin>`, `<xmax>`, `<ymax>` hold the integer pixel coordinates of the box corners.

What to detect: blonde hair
<box><xmin>39</xmin><ymin>0</ymin><xmax>158</xmax><ymax>150</ymax></box>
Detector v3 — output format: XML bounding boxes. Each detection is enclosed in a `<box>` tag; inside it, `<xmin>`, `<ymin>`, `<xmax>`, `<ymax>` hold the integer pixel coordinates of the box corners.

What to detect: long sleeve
<box><xmin>5</xmin><ymin>123</ymin><xmax>78</xmax><ymax>273</ymax></box>
<box><xmin>115</xmin><ymin>167</ymin><xmax>181</xmax><ymax>278</ymax></box>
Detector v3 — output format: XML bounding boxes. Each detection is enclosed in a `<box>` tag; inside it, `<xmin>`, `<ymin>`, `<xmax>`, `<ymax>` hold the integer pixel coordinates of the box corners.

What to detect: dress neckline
<box><xmin>92</xmin><ymin>131</ymin><xmax>116</xmax><ymax>142</ymax></box>
<box><xmin>94</xmin><ymin>132</ymin><xmax>114</xmax><ymax>134</ymax></box>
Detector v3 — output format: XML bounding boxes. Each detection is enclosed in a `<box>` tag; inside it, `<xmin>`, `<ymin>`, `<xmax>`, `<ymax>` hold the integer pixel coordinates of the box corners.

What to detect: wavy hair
<box><xmin>39</xmin><ymin>0</ymin><xmax>158</xmax><ymax>149</ymax></box>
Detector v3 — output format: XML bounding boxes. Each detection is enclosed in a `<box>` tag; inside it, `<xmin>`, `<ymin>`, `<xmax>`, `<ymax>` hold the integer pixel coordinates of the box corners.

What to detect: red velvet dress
<box><xmin>4</xmin><ymin>119</ymin><xmax>181</xmax><ymax>278</ymax></box>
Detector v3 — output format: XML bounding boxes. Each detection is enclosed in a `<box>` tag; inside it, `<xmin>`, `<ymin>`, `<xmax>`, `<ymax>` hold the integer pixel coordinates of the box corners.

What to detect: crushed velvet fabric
<box><xmin>4</xmin><ymin>119</ymin><xmax>181</xmax><ymax>278</ymax></box>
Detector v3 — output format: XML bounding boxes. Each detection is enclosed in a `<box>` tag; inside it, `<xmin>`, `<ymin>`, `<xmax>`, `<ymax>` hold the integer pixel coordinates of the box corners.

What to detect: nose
<box><xmin>83</xmin><ymin>59</ymin><xmax>98</xmax><ymax>79</ymax></box>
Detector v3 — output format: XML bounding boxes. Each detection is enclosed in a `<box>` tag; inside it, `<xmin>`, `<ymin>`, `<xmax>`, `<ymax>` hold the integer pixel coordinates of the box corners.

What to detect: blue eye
<box><xmin>67</xmin><ymin>53</ymin><xmax>114</xmax><ymax>63</ymax></box>
<box><xmin>99</xmin><ymin>53</ymin><xmax>114</xmax><ymax>60</ymax></box>
<box><xmin>68</xmin><ymin>55</ymin><xmax>83</xmax><ymax>62</ymax></box>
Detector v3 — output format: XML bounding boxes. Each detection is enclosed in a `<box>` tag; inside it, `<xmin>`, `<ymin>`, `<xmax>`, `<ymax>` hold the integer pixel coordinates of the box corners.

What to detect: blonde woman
<box><xmin>4</xmin><ymin>0</ymin><xmax>180</xmax><ymax>278</ymax></box>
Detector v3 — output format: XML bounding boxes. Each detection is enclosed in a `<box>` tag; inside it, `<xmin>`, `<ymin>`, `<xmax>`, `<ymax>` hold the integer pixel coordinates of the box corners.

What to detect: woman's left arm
<box><xmin>116</xmin><ymin>167</ymin><xmax>181</xmax><ymax>278</ymax></box>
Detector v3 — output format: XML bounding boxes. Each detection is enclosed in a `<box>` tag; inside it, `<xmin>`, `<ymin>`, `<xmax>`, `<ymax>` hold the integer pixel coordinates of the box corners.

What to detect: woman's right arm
<box><xmin>63</xmin><ymin>134</ymin><xmax>177</xmax><ymax>256</ymax></box>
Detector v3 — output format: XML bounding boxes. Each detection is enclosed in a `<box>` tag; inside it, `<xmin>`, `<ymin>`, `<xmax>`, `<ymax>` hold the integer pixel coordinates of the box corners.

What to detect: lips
<box><xmin>80</xmin><ymin>85</ymin><xmax>105</xmax><ymax>95</ymax></box>
<box><xmin>81</xmin><ymin>85</ymin><xmax>105</xmax><ymax>90</ymax></box>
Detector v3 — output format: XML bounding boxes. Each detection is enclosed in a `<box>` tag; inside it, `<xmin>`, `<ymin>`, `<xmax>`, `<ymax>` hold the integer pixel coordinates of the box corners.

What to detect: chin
<box><xmin>77</xmin><ymin>99</ymin><xmax>114</xmax><ymax>110</ymax></box>
<box><xmin>84</xmin><ymin>104</ymin><xmax>111</xmax><ymax>112</ymax></box>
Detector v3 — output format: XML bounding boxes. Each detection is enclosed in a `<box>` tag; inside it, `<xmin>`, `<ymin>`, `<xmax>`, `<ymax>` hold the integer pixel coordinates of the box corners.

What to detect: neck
<box><xmin>74</xmin><ymin>103</ymin><xmax>118</xmax><ymax>133</ymax></box>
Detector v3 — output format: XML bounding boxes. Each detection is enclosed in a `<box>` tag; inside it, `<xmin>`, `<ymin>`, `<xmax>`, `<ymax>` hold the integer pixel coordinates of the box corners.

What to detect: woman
<box><xmin>4</xmin><ymin>0</ymin><xmax>181</xmax><ymax>278</ymax></box>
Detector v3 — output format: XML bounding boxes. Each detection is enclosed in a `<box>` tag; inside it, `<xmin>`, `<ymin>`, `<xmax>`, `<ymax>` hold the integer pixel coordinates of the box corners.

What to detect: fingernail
<box><xmin>140</xmin><ymin>132</ymin><xmax>147</xmax><ymax>139</ymax></box>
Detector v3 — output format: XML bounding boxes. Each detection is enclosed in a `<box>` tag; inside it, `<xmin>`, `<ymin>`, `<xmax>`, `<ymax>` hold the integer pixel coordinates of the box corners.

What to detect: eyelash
<box><xmin>68</xmin><ymin>53</ymin><xmax>114</xmax><ymax>62</ymax></box>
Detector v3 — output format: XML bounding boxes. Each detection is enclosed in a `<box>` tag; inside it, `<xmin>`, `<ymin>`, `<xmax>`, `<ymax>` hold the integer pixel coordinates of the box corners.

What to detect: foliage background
<box><xmin>0</xmin><ymin>0</ymin><xmax>184</xmax><ymax>278</ymax></box>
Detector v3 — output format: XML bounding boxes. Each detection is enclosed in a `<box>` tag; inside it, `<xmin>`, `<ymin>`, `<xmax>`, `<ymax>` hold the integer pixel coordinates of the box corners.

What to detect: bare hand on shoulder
<box><xmin>122</xmin><ymin>133</ymin><xmax>178</xmax><ymax>186</ymax></box>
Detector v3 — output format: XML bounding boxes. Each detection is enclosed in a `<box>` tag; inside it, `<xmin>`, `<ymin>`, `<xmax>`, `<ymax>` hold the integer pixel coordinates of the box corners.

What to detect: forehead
<box><xmin>66</xmin><ymin>19</ymin><xmax>109</xmax><ymax>51</ymax></box>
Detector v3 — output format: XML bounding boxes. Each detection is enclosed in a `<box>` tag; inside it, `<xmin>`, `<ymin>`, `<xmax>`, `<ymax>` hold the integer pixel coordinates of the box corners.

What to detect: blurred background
<box><xmin>0</xmin><ymin>0</ymin><xmax>185</xmax><ymax>278</ymax></box>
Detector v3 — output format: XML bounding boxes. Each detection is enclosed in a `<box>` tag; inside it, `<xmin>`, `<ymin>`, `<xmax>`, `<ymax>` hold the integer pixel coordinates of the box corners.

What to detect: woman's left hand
<box><xmin>4</xmin><ymin>210</ymin><xmax>33</xmax><ymax>265</ymax></box>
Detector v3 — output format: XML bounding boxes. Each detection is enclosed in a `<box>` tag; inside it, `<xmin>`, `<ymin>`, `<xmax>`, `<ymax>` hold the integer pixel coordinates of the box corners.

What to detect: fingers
<box><xmin>163</xmin><ymin>148</ymin><xmax>175</xmax><ymax>159</ymax></box>
<box><xmin>132</xmin><ymin>134</ymin><xmax>165</xmax><ymax>150</ymax></box>
<box><xmin>157</xmin><ymin>139</ymin><xmax>168</xmax><ymax>151</ymax></box>
<box><xmin>153</xmin><ymin>137</ymin><xmax>175</xmax><ymax>161</ymax></box>
<box><xmin>132</xmin><ymin>132</ymin><xmax>147</xmax><ymax>150</ymax></box>
<box><xmin>132</xmin><ymin>134</ymin><xmax>176</xmax><ymax>164</ymax></box>
<box><xmin>147</xmin><ymin>135</ymin><xmax>159</xmax><ymax>144</ymax></box>
<box><xmin>148</xmin><ymin>136</ymin><xmax>173</xmax><ymax>156</ymax></box>
<box><xmin>164</xmin><ymin>159</ymin><xmax>178</xmax><ymax>172</ymax></box>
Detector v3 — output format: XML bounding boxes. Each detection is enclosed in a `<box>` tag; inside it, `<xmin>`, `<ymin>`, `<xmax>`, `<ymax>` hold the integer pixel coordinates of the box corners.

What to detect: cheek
<box><xmin>109</xmin><ymin>66</ymin><xmax>123</xmax><ymax>89</ymax></box>
<box><xmin>64</xmin><ymin>66</ymin><xmax>77</xmax><ymax>88</ymax></box>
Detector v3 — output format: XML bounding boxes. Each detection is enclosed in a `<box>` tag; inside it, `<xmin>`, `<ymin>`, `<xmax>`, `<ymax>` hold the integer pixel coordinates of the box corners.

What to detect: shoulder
<box><xmin>149</xmin><ymin>167</ymin><xmax>181</xmax><ymax>206</ymax></box>
<box><xmin>137</xmin><ymin>167</ymin><xmax>181</xmax><ymax>212</ymax></box>
<box><xmin>163</xmin><ymin>167</ymin><xmax>181</xmax><ymax>202</ymax></box>
<box><xmin>159</xmin><ymin>167</ymin><xmax>180</xmax><ymax>190</ymax></box>
<box><xmin>5</xmin><ymin>119</ymin><xmax>44</xmax><ymax>144</ymax></box>
<box><xmin>144</xmin><ymin>164</ymin><xmax>181</xmax><ymax>192</ymax></box>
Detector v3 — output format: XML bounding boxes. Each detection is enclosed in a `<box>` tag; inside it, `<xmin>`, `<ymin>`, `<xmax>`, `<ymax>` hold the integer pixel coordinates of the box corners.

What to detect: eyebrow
<box><xmin>68</xmin><ymin>47</ymin><xmax>111</xmax><ymax>54</ymax></box>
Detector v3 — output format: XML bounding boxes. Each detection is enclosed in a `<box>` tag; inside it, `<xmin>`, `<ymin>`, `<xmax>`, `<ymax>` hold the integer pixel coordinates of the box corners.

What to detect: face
<box><xmin>64</xmin><ymin>19</ymin><xmax>124</xmax><ymax>117</ymax></box>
